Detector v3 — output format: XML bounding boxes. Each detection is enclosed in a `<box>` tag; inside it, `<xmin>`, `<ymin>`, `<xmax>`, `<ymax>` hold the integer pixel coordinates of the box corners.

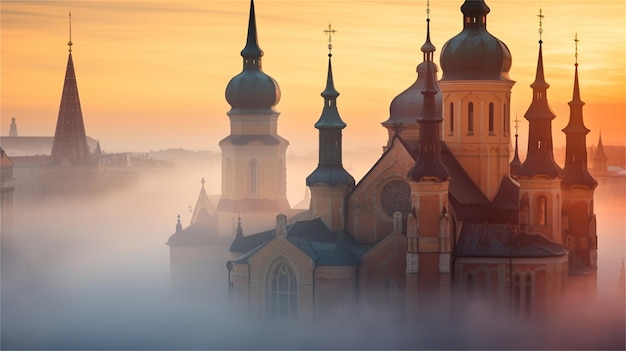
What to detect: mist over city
<box><xmin>2</xmin><ymin>0</ymin><xmax>625</xmax><ymax>350</ymax></box>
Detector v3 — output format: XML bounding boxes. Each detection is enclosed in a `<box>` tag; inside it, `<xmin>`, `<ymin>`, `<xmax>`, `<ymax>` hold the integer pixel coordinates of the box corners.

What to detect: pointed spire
<box><xmin>235</xmin><ymin>216</ymin><xmax>244</xmax><ymax>238</ymax></box>
<box><xmin>50</xmin><ymin>13</ymin><xmax>91</xmax><ymax>167</ymax></box>
<box><xmin>516</xmin><ymin>9</ymin><xmax>562</xmax><ymax>179</ymax></box>
<box><xmin>175</xmin><ymin>214</ymin><xmax>182</xmax><ymax>233</ymax></box>
<box><xmin>241</xmin><ymin>0</ymin><xmax>263</xmax><ymax>59</ymax></box>
<box><xmin>190</xmin><ymin>177</ymin><xmax>215</xmax><ymax>225</ymax></box>
<box><xmin>510</xmin><ymin>115</ymin><xmax>522</xmax><ymax>175</ymax></box>
<box><xmin>594</xmin><ymin>131</ymin><xmax>608</xmax><ymax>162</ymax></box>
<box><xmin>306</xmin><ymin>25</ymin><xmax>354</xmax><ymax>188</ymax></box>
<box><xmin>408</xmin><ymin>2</ymin><xmax>448</xmax><ymax>182</ymax></box>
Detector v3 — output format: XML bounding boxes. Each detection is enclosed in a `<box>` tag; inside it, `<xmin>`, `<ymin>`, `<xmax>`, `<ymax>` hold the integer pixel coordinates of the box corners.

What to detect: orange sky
<box><xmin>1</xmin><ymin>1</ymin><xmax>624</xmax><ymax>155</ymax></box>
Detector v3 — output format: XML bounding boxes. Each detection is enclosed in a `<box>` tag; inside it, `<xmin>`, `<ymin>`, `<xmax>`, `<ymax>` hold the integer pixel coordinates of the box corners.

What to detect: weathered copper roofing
<box><xmin>562</xmin><ymin>63</ymin><xmax>596</xmax><ymax>189</ymax></box>
<box><xmin>440</xmin><ymin>0</ymin><xmax>512</xmax><ymax>81</ymax></box>
<box><xmin>225</xmin><ymin>0</ymin><xmax>280</xmax><ymax>114</ymax></box>
<box><xmin>306</xmin><ymin>54</ymin><xmax>354</xmax><ymax>188</ymax></box>
<box><xmin>516</xmin><ymin>41</ymin><xmax>562</xmax><ymax>179</ymax></box>
<box><xmin>455</xmin><ymin>223</ymin><xmax>567</xmax><ymax>258</ymax></box>
<box><xmin>50</xmin><ymin>51</ymin><xmax>91</xmax><ymax>166</ymax></box>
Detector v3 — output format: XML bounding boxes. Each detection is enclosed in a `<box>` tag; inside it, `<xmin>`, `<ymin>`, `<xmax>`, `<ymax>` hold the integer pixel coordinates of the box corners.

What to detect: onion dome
<box><xmin>440</xmin><ymin>0</ymin><xmax>512</xmax><ymax>81</ymax></box>
<box><xmin>225</xmin><ymin>0</ymin><xmax>280</xmax><ymax>114</ymax></box>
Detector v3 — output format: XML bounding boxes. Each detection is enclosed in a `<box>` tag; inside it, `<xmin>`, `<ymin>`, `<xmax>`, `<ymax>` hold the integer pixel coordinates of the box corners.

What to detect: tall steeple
<box><xmin>50</xmin><ymin>12</ymin><xmax>91</xmax><ymax>166</ymax></box>
<box><xmin>9</xmin><ymin>117</ymin><xmax>17</xmax><ymax>137</ymax></box>
<box><xmin>561</xmin><ymin>34</ymin><xmax>596</xmax><ymax>189</ymax></box>
<box><xmin>306</xmin><ymin>24</ymin><xmax>354</xmax><ymax>189</ymax></box>
<box><xmin>516</xmin><ymin>9</ymin><xmax>562</xmax><ymax>179</ymax></box>
<box><xmin>510</xmin><ymin>115</ymin><xmax>522</xmax><ymax>176</ymax></box>
<box><xmin>408</xmin><ymin>12</ymin><xmax>448</xmax><ymax>182</ymax></box>
<box><xmin>592</xmin><ymin>131</ymin><xmax>608</xmax><ymax>174</ymax></box>
<box><xmin>306</xmin><ymin>24</ymin><xmax>354</xmax><ymax>232</ymax></box>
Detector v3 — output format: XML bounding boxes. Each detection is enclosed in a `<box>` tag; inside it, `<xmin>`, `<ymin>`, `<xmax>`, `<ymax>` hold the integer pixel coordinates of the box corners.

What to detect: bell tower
<box><xmin>218</xmin><ymin>0</ymin><xmax>290</xmax><ymax>234</ymax></box>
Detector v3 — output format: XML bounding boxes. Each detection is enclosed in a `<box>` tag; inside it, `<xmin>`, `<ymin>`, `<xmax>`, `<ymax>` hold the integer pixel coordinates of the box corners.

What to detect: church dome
<box><xmin>440</xmin><ymin>0</ymin><xmax>512</xmax><ymax>81</ymax></box>
<box><xmin>384</xmin><ymin>61</ymin><xmax>442</xmax><ymax>126</ymax></box>
<box><xmin>225</xmin><ymin>68</ymin><xmax>281</xmax><ymax>114</ymax></box>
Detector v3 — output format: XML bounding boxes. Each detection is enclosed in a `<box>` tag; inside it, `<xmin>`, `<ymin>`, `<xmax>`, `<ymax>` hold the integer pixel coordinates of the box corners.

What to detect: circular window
<box><xmin>380</xmin><ymin>180</ymin><xmax>411</xmax><ymax>217</ymax></box>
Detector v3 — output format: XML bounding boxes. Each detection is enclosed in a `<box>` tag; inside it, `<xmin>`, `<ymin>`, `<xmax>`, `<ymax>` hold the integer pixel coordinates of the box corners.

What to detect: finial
<box><xmin>514</xmin><ymin>114</ymin><xmax>520</xmax><ymax>137</ymax></box>
<box><xmin>426</xmin><ymin>0</ymin><xmax>430</xmax><ymax>20</ymax></box>
<box><xmin>201</xmin><ymin>177</ymin><xmax>206</xmax><ymax>188</ymax></box>
<box><xmin>574</xmin><ymin>32</ymin><xmax>579</xmax><ymax>65</ymax></box>
<box><xmin>537</xmin><ymin>8</ymin><xmax>544</xmax><ymax>43</ymax></box>
<box><xmin>68</xmin><ymin>12</ymin><xmax>73</xmax><ymax>52</ymax></box>
<box><xmin>324</xmin><ymin>23</ymin><xmax>336</xmax><ymax>57</ymax></box>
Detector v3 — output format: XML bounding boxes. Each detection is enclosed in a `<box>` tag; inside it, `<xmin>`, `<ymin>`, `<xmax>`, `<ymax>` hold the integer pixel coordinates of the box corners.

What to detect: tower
<box><xmin>516</xmin><ymin>10</ymin><xmax>563</xmax><ymax>243</ymax></box>
<box><xmin>218</xmin><ymin>0</ymin><xmax>290</xmax><ymax>234</ymax></box>
<box><xmin>306</xmin><ymin>25</ymin><xmax>355</xmax><ymax>232</ymax></box>
<box><xmin>438</xmin><ymin>0</ymin><xmax>515</xmax><ymax>200</ymax></box>
<box><xmin>560</xmin><ymin>35</ymin><xmax>598</xmax><ymax>268</ymax></box>
<box><xmin>510</xmin><ymin>116</ymin><xmax>522</xmax><ymax>176</ymax></box>
<box><xmin>50</xmin><ymin>12</ymin><xmax>91</xmax><ymax>167</ymax></box>
<box><xmin>9</xmin><ymin>118</ymin><xmax>17</xmax><ymax>137</ymax></box>
<box><xmin>592</xmin><ymin>132</ymin><xmax>608</xmax><ymax>175</ymax></box>
<box><xmin>405</xmin><ymin>5</ymin><xmax>452</xmax><ymax>312</ymax></box>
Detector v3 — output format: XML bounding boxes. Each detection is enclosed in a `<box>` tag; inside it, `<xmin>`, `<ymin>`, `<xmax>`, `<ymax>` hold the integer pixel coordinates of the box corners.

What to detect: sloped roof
<box><xmin>166</xmin><ymin>219</ymin><xmax>222</xmax><ymax>246</ymax></box>
<box><xmin>229</xmin><ymin>217</ymin><xmax>373</xmax><ymax>266</ymax></box>
<box><xmin>455</xmin><ymin>223</ymin><xmax>567</xmax><ymax>258</ymax></box>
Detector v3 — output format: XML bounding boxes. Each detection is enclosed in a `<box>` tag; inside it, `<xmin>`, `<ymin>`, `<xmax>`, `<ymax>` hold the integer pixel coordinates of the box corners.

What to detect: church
<box><xmin>170</xmin><ymin>0</ymin><xmax>599</xmax><ymax>321</ymax></box>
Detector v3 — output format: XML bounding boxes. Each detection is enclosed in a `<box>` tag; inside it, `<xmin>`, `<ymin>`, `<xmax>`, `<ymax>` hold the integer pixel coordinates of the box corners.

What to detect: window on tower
<box><xmin>449</xmin><ymin>102</ymin><xmax>454</xmax><ymax>134</ymax></box>
<box><xmin>488</xmin><ymin>103</ymin><xmax>494</xmax><ymax>134</ymax></box>
<box><xmin>537</xmin><ymin>196</ymin><xmax>547</xmax><ymax>225</ymax></box>
<box><xmin>468</xmin><ymin>102</ymin><xmax>474</xmax><ymax>134</ymax></box>
<box><xmin>249</xmin><ymin>159</ymin><xmax>259</xmax><ymax>195</ymax></box>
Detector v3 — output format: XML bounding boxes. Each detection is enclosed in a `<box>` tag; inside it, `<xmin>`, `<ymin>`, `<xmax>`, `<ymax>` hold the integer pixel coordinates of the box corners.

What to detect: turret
<box><xmin>306</xmin><ymin>25</ymin><xmax>354</xmax><ymax>232</ymax></box>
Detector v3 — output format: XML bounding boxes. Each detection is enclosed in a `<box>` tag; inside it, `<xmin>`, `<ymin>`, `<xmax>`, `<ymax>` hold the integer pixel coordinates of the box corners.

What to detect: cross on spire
<box><xmin>514</xmin><ymin>114</ymin><xmax>520</xmax><ymax>137</ymax></box>
<box><xmin>426</xmin><ymin>0</ymin><xmax>430</xmax><ymax>20</ymax></box>
<box><xmin>68</xmin><ymin>12</ymin><xmax>73</xmax><ymax>52</ymax></box>
<box><xmin>324</xmin><ymin>23</ymin><xmax>336</xmax><ymax>56</ymax></box>
<box><xmin>537</xmin><ymin>8</ymin><xmax>544</xmax><ymax>42</ymax></box>
<box><xmin>201</xmin><ymin>177</ymin><xmax>206</xmax><ymax>188</ymax></box>
<box><xmin>574</xmin><ymin>32</ymin><xmax>579</xmax><ymax>65</ymax></box>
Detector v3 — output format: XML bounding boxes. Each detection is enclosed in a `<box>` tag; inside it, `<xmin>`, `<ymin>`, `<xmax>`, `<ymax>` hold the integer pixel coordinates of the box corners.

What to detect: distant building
<box><xmin>8</xmin><ymin>117</ymin><xmax>18</xmax><ymax>137</ymax></box>
<box><xmin>226</xmin><ymin>0</ymin><xmax>598</xmax><ymax>321</ymax></box>
<box><xmin>1</xmin><ymin>148</ymin><xmax>15</xmax><ymax>236</ymax></box>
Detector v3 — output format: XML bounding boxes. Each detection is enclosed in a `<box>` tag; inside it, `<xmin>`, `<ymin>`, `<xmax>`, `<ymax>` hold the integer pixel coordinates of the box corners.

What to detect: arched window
<box><xmin>249</xmin><ymin>159</ymin><xmax>259</xmax><ymax>195</ymax></box>
<box><xmin>269</xmin><ymin>261</ymin><xmax>297</xmax><ymax>318</ymax></box>
<box><xmin>537</xmin><ymin>196</ymin><xmax>547</xmax><ymax>225</ymax></box>
<box><xmin>468</xmin><ymin>102</ymin><xmax>474</xmax><ymax>134</ymax></box>
<box><xmin>449</xmin><ymin>102</ymin><xmax>454</xmax><ymax>133</ymax></box>
<box><xmin>503</xmin><ymin>103</ymin><xmax>508</xmax><ymax>134</ymax></box>
<box><xmin>488</xmin><ymin>103</ymin><xmax>494</xmax><ymax>134</ymax></box>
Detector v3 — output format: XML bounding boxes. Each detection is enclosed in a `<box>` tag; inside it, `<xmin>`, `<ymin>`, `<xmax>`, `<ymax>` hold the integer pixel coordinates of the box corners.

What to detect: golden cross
<box><xmin>514</xmin><ymin>114</ymin><xmax>520</xmax><ymax>136</ymax></box>
<box><xmin>426</xmin><ymin>0</ymin><xmax>430</xmax><ymax>19</ymax></box>
<box><xmin>537</xmin><ymin>8</ymin><xmax>544</xmax><ymax>40</ymax></box>
<box><xmin>574</xmin><ymin>32</ymin><xmax>579</xmax><ymax>64</ymax></box>
<box><xmin>324</xmin><ymin>23</ymin><xmax>336</xmax><ymax>55</ymax></box>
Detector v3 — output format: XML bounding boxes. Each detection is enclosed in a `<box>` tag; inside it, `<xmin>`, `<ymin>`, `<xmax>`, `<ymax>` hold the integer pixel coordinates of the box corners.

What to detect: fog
<box><xmin>2</xmin><ymin>157</ymin><xmax>624</xmax><ymax>350</ymax></box>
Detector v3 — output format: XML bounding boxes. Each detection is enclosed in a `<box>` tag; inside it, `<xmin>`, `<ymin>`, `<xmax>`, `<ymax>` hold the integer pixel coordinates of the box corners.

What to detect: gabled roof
<box><xmin>455</xmin><ymin>223</ymin><xmax>567</xmax><ymax>258</ymax></box>
<box><xmin>190</xmin><ymin>182</ymin><xmax>215</xmax><ymax>225</ymax></box>
<box><xmin>166</xmin><ymin>220</ymin><xmax>221</xmax><ymax>247</ymax></box>
<box><xmin>229</xmin><ymin>217</ymin><xmax>373</xmax><ymax>266</ymax></box>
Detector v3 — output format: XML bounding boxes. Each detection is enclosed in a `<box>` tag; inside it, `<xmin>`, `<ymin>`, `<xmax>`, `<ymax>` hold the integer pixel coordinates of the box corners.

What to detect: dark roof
<box><xmin>455</xmin><ymin>223</ymin><xmax>567</xmax><ymax>258</ymax></box>
<box><xmin>219</xmin><ymin>134</ymin><xmax>284</xmax><ymax>146</ymax></box>
<box><xmin>166</xmin><ymin>219</ymin><xmax>222</xmax><ymax>247</ymax></box>
<box><xmin>491</xmin><ymin>176</ymin><xmax>520</xmax><ymax>210</ymax></box>
<box><xmin>229</xmin><ymin>217</ymin><xmax>374</xmax><ymax>266</ymax></box>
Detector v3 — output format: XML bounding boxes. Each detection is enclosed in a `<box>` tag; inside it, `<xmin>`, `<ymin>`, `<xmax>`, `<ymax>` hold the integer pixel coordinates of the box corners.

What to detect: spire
<box><xmin>241</xmin><ymin>0</ymin><xmax>263</xmax><ymax>60</ymax></box>
<box><xmin>176</xmin><ymin>214</ymin><xmax>182</xmax><ymax>233</ymax></box>
<box><xmin>190</xmin><ymin>177</ymin><xmax>215</xmax><ymax>225</ymax></box>
<box><xmin>235</xmin><ymin>216</ymin><xmax>244</xmax><ymax>238</ymax></box>
<box><xmin>516</xmin><ymin>9</ymin><xmax>562</xmax><ymax>179</ymax></box>
<box><xmin>50</xmin><ymin>13</ymin><xmax>91</xmax><ymax>167</ymax></box>
<box><xmin>594</xmin><ymin>131</ymin><xmax>608</xmax><ymax>162</ymax></box>
<box><xmin>306</xmin><ymin>25</ymin><xmax>354</xmax><ymax>188</ymax></box>
<box><xmin>562</xmin><ymin>34</ymin><xmax>596</xmax><ymax>189</ymax></box>
<box><xmin>68</xmin><ymin>12</ymin><xmax>73</xmax><ymax>53</ymax></box>
<box><xmin>9</xmin><ymin>117</ymin><xmax>17</xmax><ymax>137</ymax></box>
<box><xmin>510</xmin><ymin>115</ymin><xmax>522</xmax><ymax>176</ymax></box>
<box><xmin>408</xmin><ymin>3</ymin><xmax>449</xmax><ymax>182</ymax></box>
